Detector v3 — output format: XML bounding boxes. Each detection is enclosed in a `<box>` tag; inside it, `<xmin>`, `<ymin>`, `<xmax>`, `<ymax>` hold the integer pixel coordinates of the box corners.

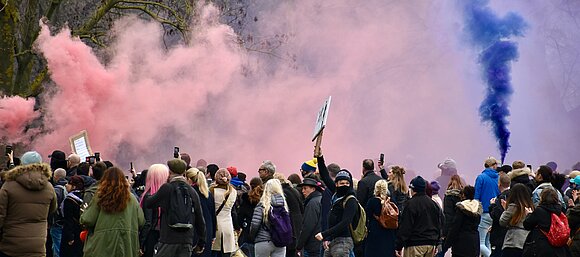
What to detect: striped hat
<box><xmin>301</xmin><ymin>158</ymin><xmax>318</xmax><ymax>173</ymax></box>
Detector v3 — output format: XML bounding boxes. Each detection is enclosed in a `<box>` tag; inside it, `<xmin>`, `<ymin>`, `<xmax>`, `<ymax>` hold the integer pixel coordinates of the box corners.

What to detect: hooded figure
<box><xmin>49</xmin><ymin>150</ymin><xmax>68</xmax><ymax>172</ymax></box>
<box><xmin>0</xmin><ymin>152</ymin><xmax>57</xmax><ymax>256</ymax></box>
<box><xmin>435</xmin><ymin>159</ymin><xmax>459</xmax><ymax>199</ymax></box>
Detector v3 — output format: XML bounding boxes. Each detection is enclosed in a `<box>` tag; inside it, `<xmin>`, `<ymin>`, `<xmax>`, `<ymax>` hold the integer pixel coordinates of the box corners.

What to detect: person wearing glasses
<box><xmin>258</xmin><ymin>161</ymin><xmax>276</xmax><ymax>184</ymax></box>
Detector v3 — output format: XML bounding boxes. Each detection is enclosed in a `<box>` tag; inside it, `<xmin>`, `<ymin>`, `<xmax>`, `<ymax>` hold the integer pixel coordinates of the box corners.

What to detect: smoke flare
<box><xmin>461</xmin><ymin>0</ymin><xmax>527</xmax><ymax>163</ymax></box>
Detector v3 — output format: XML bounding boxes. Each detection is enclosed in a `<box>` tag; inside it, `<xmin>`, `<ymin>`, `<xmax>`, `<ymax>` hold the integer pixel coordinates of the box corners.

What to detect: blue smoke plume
<box><xmin>461</xmin><ymin>0</ymin><xmax>527</xmax><ymax>164</ymax></box>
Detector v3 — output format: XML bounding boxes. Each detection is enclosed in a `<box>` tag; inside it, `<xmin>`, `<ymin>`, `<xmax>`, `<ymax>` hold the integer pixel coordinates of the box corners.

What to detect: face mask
<box><xmin>336</xmin><ymin>185</ymin><xmax>350</xmax><ymax>196</ymax></box>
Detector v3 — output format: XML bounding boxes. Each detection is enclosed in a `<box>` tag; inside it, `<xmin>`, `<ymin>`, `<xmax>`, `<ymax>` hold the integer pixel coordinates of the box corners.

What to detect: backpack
<box><xmin>54</xmin><ymin>185</ymin><xmax>67</xmax><ymax>219</ymax></box>
<box><xmin>540</xmin><ymin>212</ymin><xmax>570</xmax><ymax>247</ymax></box>
<box><xmin>268</xmin><ymin>205</ymin><xmax>293</xmax><ymax>247</ymax></box>
<box><xmin>374</xmin><ymin>197</ymin><xmax>399</xmax><ymax>229</ymax></box>
<box><xmin>167</xmin><ymin>181</ymin><xmax>195</xmax><ymax>231</ymax></box>
<box><xmin>342</xmin><ymin>195</ymin><xmax>367</xmax><ymax>244</ymax></box>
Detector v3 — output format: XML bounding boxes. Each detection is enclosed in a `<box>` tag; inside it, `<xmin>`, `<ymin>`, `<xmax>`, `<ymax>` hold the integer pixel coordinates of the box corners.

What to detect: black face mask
<box><xmin>336</xmin><ymin>185</ymin><xmax>350</xmax><ymax>196</ymax></box>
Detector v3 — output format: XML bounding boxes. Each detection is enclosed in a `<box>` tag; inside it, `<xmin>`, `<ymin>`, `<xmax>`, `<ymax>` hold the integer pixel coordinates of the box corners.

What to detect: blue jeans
<box><xmin>50</xmin><ymin>225</ymin><xmax>62</xmax><ymax>257</ymax></box>
<box><xmin>478</xmin><ymin>213</ymin><xmax>492</xmax><ymax>257</ymax></box>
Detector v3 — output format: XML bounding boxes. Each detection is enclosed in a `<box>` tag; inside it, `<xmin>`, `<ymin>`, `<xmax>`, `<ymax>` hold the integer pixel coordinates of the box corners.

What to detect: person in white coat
<box><xmin>211</xmin><ymin>168</ymin><xmax>238</xmax><ymax>257</ymax></box>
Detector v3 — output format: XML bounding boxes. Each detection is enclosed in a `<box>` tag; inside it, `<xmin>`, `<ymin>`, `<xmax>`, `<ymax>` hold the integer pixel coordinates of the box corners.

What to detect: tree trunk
<box><xmin>0</xmin><ymin>0</ymin><xmax>17</xmax><ymax>95</ymax></box>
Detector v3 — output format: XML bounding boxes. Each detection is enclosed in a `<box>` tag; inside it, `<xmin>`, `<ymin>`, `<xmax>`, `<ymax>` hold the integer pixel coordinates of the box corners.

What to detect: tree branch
<box><xmin>113</xmin><ymin>4</ymin><xmax>186</xmax><ymax>36</ymax></box>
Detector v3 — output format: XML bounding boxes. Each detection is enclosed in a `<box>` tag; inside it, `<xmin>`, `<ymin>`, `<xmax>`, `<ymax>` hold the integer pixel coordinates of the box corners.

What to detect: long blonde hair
<box><xmin>391</xmin><ymin>166</ymin><xmax>408</xmax><ymax>194</ymax></box>
<box><xmin>261</xmin><ymin>179</ymin><xmax>287</xmax><ymax>222</ymax></box>
<box><xmin>186</xmin><ymin>168</ymin><xmax>209</xmax><ymax>198</ymax></box>
<box><xmin>374</xmin><ymin>179</ymin><xmax>390</xmax><ymax>201</ymax></box>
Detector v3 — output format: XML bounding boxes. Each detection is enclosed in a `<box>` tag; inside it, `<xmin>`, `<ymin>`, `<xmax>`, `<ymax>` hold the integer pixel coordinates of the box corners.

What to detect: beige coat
<box><xmin>212</xmin><ymin>186</ymin><xmax>237</xmax><ymax>253</ymax></box>
<box><xmin>0</xmin><ymin>163</ymin><xmax>57</xmax><ymax>257</ymax></box>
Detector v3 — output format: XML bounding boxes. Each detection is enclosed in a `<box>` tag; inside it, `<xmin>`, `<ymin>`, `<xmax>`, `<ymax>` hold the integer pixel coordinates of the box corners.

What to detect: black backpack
<box><xmin>167</xmin><ymin>181</ymin><xmax>195</xmax><ymax>231</ymax></box>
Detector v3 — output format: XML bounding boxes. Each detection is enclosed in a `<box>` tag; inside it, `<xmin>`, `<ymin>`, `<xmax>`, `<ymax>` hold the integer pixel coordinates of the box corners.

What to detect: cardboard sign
<box><xmin>69</xmin><ymin>130</ymin><xmax>93</xmax><ymax>161</ymax></box>
<box><xmin>312</xmin><ymin>96</ymin><xmax>332</xmax><ymax>141</ymax></box>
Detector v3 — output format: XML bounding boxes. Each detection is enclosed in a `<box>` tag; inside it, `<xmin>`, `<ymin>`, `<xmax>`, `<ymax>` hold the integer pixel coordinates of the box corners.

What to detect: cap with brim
<box><xmin>299</xmin><ymin>178</ymin><xmax>323</xmax><ymax>190</ymax></box>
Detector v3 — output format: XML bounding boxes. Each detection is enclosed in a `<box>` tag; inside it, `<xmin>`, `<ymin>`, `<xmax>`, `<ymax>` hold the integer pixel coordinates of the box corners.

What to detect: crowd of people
<box><xmin>1</xmin><ymin>147</ymin><xmax>580</xmax><ymax>257</ymax></box>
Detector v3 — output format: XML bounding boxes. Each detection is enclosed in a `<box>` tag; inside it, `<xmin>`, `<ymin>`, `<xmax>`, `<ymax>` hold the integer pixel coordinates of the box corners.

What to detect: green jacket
<box><xmin>80</xmin><ymin>193</ymin><xmax>145</xmax><ymax>257</ymax></box>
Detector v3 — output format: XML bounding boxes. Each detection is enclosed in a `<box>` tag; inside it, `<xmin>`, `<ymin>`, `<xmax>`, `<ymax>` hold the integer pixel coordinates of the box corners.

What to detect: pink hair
<box><xmin>140</xmin><ymin>164</ymin><xmax>169</xmax><ymax>207</ymax></box>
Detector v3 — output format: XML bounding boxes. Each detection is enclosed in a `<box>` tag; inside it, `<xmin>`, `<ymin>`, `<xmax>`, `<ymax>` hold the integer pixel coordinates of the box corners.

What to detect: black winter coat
<box><xmin>380</xmin><ymin>169</ymin><xmax>410</xmax><ymax>214</ymax></box>
<box><xmin>317</xmin><ymin>156</ymin><xmax>335</xmax><ymax>232</ymax></box>
<box><xmin>511</xmin><ymin>174</ymin><xmax>535</xmax><ymax>195</ymax></box>
<box><xmin>357</xmin><ymin>171</ymin><xmax>382</xmax><ymax>208</ymax></box>
<box><xmin>296</xmin><ymin>191</ymin><xmax>322</xmax><ymax>253</ymax></box>
<box><xmin>387</xmin><ymin>183</ymin><xmax>410</xmax><ymax>215</ymax></box>
<box><xmin>283</xmin><ymin>183</ymin><xmax>304</xmax><ymax>251</ymax></box>
<box><xmin>522</xmin><ymin>204</ymin><xmax>571</xmax><ymax>257</ymax></box>
<box><xmin>566</xmin><ymin>204</ymin><xmax>580</xmax><ymax>257</ymax></box>
<box><xmin>489</xmin><ymin>189</ymin><xmax>509</xmax><ymax>249</ymax></box>
<box><xmin>61</xmin><ymin>191</ymin><xmax>84</xmax><ymax>257</ymax></box>
<box><xmin>144</xmin><ymin>177</ymin><xmax>206</xmax><ymax>246</ymax></box>
<box><xmin>442</xmin><ymin>189</ymin><xmax>461</xmax><ymax>237</ymax></box>
<box><xmin>442</xmin><ymin>200</ymin><xmax>481</xmax><ymax>257</ymax></box>
<box><xmin>193</xmin><ymin>187</ymin><xmax>216</xmax><ymax>257</ymax></box>
<box><xmin>395</xmin><ymin>192</ymin><xmax>443</xmax><ymax>251</ymax></box>
<box><xmin>139</xmin><ymin>193</ymin><xmax>160</xmax><ymax>253</ymax></box>
<box><xmin>365</xmin><ymin>197</ymin><xmax>396</xmax><ymax>257</ymax></box>
<box><xmin>321</xmin><ymin>193</ymin><xmax>358</xmax><ymax>240</ymax></box>
<box><xmin>237</xmin><ymin>192</ymin><xmax>258</xmax><ymax>244</ymax></box>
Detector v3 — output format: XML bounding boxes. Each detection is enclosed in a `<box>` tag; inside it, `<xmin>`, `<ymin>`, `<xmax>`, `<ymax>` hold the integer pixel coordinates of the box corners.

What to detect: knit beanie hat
<box><xmin>301</xmin><ymin>158</ymin><xmax>318</xmax><ymax>173</ymax></box>
<box><xmin>546</xmin><ymin>161</ymin><xmax>558</xmax><ymax>172</ymax></box>
<box><xmin>21</xmin><ymin>151</ymin><xmax>42</xmax><ymax>165</ymax></box>
<box><xmin>409</xmin><ymin>176</ymin><xmax>427</xmax><ymax>193</ymax></box>
<box><xmin>227</xmin><ymin>166</ymin><xmax>238</xmax><ymax>177</ymax></box>
<box><xmin>430</xmin><ymin>181</ymin><xmax>440</xmax><ymax>195</ymax></box>
<box><xmin>215</xmin><ymin>168</ymin><xmax>231</xmax><ymax>185</ymax></box>
<box><xmin>334</xmin><ymin>169</ymin><xmax>353</xmax><ymax>184</ymax></box>
<box><xmin>167</xmin><ymin>159</ymin><xmax>187</xmax><ymax>174</ymax></box>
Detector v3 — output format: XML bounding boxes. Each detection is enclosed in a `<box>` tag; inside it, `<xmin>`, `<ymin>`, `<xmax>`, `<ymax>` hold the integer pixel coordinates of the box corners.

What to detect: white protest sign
<box><xmin>69</xmin><ymin>130</ymin><xmax>93</xmax><ymax>161</ymax></box>
<box><xmin>312</xmin><ymin>96</ymin><xmax>332</xmax><ymax>141</ymax></box>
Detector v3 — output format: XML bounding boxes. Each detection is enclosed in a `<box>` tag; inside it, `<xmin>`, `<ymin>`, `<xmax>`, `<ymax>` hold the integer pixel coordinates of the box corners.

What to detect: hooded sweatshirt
<box><xmin>475</xmin><ymin>168</ymin><xmax>500</xmax><ymax>213</ymax></box>
<box><xmin>250</xmin><ymin>193</ymin><xmax>286</xmax><ymax>243</ymax></box>
<box><xmin>0</xmin><ymin>163</ymin><xmax>57</xmax><ymax>256</ymax></box>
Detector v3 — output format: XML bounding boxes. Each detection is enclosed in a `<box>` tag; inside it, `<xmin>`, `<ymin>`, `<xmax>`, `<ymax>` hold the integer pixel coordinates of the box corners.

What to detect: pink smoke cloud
<box><xmin>1</xmin><ymin>1</ymin><xmax>578</xmax><ymax>185</ymax></box>
<box><xmin>0</xmin><ymin>97</ymin><xmax>39</xmax><ymax>143</ymax></box>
